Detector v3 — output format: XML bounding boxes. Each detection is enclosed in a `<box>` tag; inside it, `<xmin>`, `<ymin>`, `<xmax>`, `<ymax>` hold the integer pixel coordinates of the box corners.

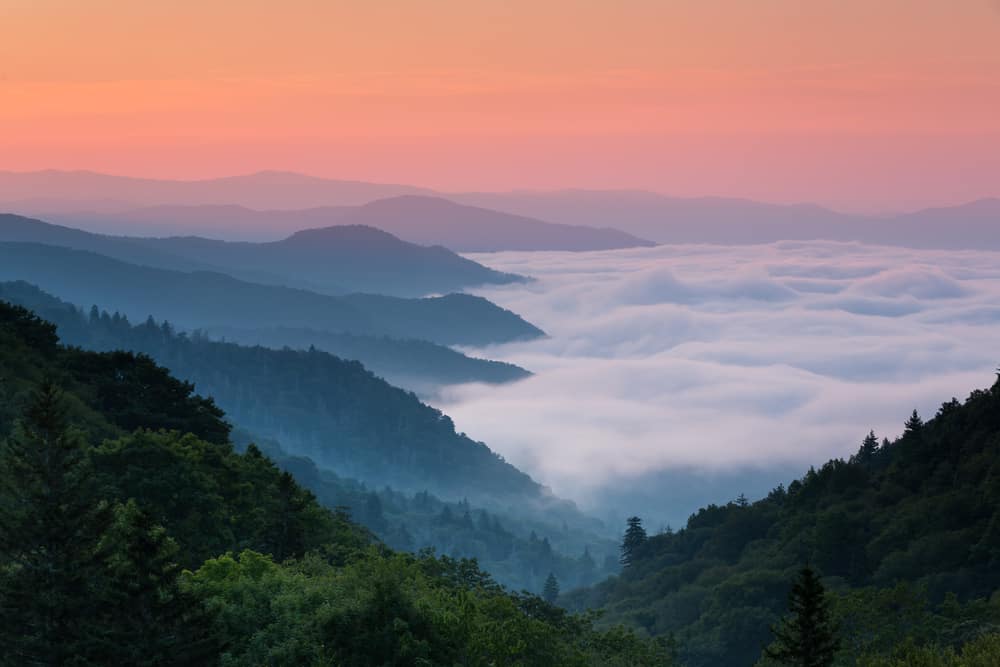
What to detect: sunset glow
<box><xmin>2</xmin><ymin>0</ymin><xmax>999</xmax><ymax>210</ymax></box>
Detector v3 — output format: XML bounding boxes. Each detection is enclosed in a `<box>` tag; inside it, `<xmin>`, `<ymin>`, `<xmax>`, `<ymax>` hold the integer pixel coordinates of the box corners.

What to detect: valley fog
<box><xmin>441</xmin><ymin>241</ymin><xmax>1000</xmax><ymax>526</ymax></box>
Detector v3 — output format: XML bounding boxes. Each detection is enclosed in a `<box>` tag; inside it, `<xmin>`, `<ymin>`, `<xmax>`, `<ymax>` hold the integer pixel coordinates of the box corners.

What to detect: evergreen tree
<box><xmin>764</xmin><ymin>566</ymin><xmax>840</xmax><ymax>666</ymax></box>
<box><xmin>90</xmin><ymin>500</ymin><xmax>216</xmax><ymax>665</ymax></box>
<box><xmin>0</xmin><ymin>382</ymin><xmax>106</xmax><ymax>665</ymax></box>
<box><xmin>904</xmin><ymin>410</ymin><xmax>924</xmax><ymax>434</ymax></box>
<box><xmin>543</xmin><ymin>572</ymin><xmax>560</xmax><ymax>604</ymax></box>
<box><xmin>620</xmin><ymin>516</ymin><xmax>647</xmax><ymax>567</ymax></box>
<box><xmin>855</xmin><ymin>430</ymin><xmax>879</xmax><ymax>464</ymax></box>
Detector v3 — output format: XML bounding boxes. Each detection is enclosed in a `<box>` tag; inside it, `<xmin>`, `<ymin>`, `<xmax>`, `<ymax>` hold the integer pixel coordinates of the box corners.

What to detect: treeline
<box><xmin>564</xmin><ymin>374</ymin><xmax>1000</xmax><ymax>665</ymax></box>
<box><xmin>0</xmin><ymin>299</ymin><xmax>671</xmax><ymax>665</ymax></box>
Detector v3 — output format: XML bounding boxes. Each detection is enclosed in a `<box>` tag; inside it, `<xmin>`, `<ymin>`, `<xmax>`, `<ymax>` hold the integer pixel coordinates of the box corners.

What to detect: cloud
<box><xmin>438</xmin><ymin>242</ymin><xmax>1000</xmax><ymax>521</ymax></box>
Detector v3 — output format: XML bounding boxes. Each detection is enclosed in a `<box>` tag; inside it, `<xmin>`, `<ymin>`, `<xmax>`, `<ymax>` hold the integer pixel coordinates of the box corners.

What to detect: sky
<box><xmin>2</xmin><ymin>0</ymin><xmax>999</xmax><ymax>212</ymax></box>
<box><xmin>441</xmin><ymin>242</ymin><xmax>1000</xmax><ymax>522</ymax></box>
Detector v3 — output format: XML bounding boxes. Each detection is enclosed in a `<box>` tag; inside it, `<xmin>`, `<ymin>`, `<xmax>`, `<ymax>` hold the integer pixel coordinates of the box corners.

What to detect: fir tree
<box><xmin>90</xmin><ymin>500</ymin><xmax>216</xmax><ymax>665</ymax></box>
<box><xmin>0</xmin><ymin>382</ymin><xmax>107</xmax><ymax>664</ymax></box>
<box><xmin>620</xmin><ymin>516</ymin><xmax>647</xmax><ymax>567</ymax></box>
<box><xmin>904</xmin><ymin>409</ymin><xmax>924</xmax><ymax>434</ymax></box>
<box><xmin>542</xmin><ymin>572</ymin><xmax>560</xmax><ymax>604</ymax></box>
<box><xmin>854</xmin><ymin>430</ymin><xmax>879</xmax><ymax>465</ymax></box>
<box><xmin>764</xmin><ymin>566</ymin><xmax>840</xmax><ymax>666</ymax></box>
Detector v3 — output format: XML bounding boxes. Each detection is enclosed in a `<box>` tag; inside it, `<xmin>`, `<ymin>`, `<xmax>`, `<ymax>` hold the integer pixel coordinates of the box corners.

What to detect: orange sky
<box><xmin>2</xmin><ymin>0</ymin><xmax>999</xmax><ymax>211</ymax></box>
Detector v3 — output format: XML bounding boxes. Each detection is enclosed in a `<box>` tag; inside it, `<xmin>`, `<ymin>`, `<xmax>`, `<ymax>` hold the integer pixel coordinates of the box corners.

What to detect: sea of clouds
<box><xmin>439</xmin><ymin>241</ymin><xmax>1000</xmax><ymax>525</ymax></box>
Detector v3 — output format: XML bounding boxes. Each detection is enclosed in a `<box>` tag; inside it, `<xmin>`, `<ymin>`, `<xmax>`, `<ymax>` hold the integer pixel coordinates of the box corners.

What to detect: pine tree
<box><xmin>854</xmin><ymin>430</ymin><xmax>879</xmax><ymax>465</ymax></box>
<box><xmin>620</xmin><ymin>516</ymin><xmax>647</xmax><ymax>567</ymax></box>
<box><xmin>0</xmin><ymin>382</ymin><xmax>106</xmax><ymax>664</ymax></box>
<box><xmin>904</xmin><ymin>409</ymin><xmax>924</xmax><ymax>435</ymax></box>
<box><xmin>763</xmin><ymin>566</ymin><xmax>840</xmax><ymax>666</ymax></box>
<box><xmin>90</xmin><ymin>500</ymin><xmax>216</xmax><ymax>665</ymax></box>
<box><xmin>542</xmin><ymin>572</ymin><xmax>560</xmax><ymax>604</ymax></box>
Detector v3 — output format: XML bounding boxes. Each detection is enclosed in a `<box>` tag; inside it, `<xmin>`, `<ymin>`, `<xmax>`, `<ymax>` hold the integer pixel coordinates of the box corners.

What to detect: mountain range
<box><xmin>0</xmin><ymin>212</ymin><xmax>522</xmax><ymax>297</ymax></box>
<box><xmin>0</xmin><ymin>242</ymin><xmax>543</xmax><ymax>347</ymax></box>
<box><xmin>3</xmin><ymin>170</ymin><xmax>999</xmax><ymax>251</ymax></box>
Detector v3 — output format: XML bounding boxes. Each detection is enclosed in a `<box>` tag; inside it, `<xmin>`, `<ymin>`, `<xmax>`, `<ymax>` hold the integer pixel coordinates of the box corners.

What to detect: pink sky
<box><xmin>2</xmin><ymin>1</ymin><xmax>999</xmax><ymax>212</ymax></box>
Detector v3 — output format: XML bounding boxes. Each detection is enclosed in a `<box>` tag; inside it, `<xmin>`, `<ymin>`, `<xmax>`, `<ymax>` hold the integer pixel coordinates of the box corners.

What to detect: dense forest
<box><xmin>0</xmin><ymin>298</ymin><xmax>671</xmax><ymax>665</ymax></box>
<box><xmin>565</xmin><ymin>375</ymin><xmax>1000</xmax><ymax>665</ymax></box>
<box><xmin>0</xmin><ymin>282</ymin><xmax>619</xmax><ymax>593</ymax></box>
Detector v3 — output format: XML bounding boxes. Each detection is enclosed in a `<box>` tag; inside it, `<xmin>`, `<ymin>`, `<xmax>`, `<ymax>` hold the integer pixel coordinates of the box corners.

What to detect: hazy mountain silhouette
<box><xmin>0</xmin><ymin>213</ymin><xmax>523</xmax><ymax>297</ymax></box>
<box><xmin>452</xmin><ymin>190</ymin><xmax>1000</xmax><ymax>249</ymax></box>
<box><xmin>0</xmin><ymin>242</ymin><xmax>544</xmax><ymax>346</ymax></box>
<box><xmin>5</xmin><ymin>170</ymin><xmax>997</xmax><ymax>250</ymax></box>
<box><xmin>32</xmin><ymin>198</ymin><xmax>654</xmax><ymax>250</ymax></box>
<box><xmin>127</xmin><ymin>224</ymin><xmax>524</xmax><ymax>296</ymax></box>
<box><xmin>0</xmin><ymin>169</ymin><xmax>430</xmax><ymax>209</ymax></box>
<box><xmin>298</xmin><ymin>196</ymin><xmax>655</xmax><ymax>251</ymax></box>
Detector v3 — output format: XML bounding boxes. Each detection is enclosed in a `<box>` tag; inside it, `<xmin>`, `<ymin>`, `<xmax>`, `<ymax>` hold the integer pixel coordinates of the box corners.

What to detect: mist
<box><xmin>438</xmin><ymin>241</ymin><xmax>1000</xmax><ymax>526</ymax></box>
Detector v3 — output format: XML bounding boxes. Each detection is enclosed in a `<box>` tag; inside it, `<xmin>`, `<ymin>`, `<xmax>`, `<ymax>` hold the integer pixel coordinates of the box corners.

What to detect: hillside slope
<box><xmin>0</xmin><ymin>281</ymin><xmax>542</xmax><ymax>502</ymax></box>
<box><xmin>0</xmin><ymin>242</ymin><xmax>543</xmax><ymax>346</ymax></box>
<box><xmin>0</xmin><ymin>212</ymin><xmax>523</xmax><ymax>297</ymax></box>
<box><xmin>565</xmin><ymin>376</ymin><xmax>1000</xmax><ymax>666</ymax></box>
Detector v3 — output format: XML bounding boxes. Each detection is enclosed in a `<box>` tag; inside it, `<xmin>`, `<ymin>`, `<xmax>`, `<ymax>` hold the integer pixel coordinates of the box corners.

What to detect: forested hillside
<box><xmin>0</xmin><ymin>298</ymin><xmax>671</xmax><ymax>665</ymax></box>
<box><xmin>0</xmin><ymin>281</ymin><xmax>538</xmax><ymax>501</ymax></box>
<box><xmin>0</xmin><ymin>283</ymin><xmax>619</xmax><ymax>592</ymax></box>
<box><xmin>0</xmin><ymin>241</ymin><xmax>543</xmax><ymax>346</ymax></box>
<box><xmin>565</xmin><ymin>377</ymin><xmax>1000</xmax><ymax>666</ymax></box>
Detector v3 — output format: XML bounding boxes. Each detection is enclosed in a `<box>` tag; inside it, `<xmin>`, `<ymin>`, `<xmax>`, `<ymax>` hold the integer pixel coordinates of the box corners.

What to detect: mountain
<box><xmin>0</xmin><ymin>169</ymin><xmax>431</xmax><ymax>209</ymax></box>
<box><xmin>202</xmin><ymin>326</ymin><xmax>529</xmax><ymax>395</ymax></box>
<box><xmin>0</xmin><ymin>213</ymin><xmax>523</xmax><ymax>297</ymax></box>
<box><xmin>0</xmin><ymin>298</ymin><xmax>664</xmax><ymax>665</ymax></box>
<box><xmin>127</xmin><ymin>224</ymin><xmax>524</xmax><ymax>296</ymax></box>
<box><xmin>1</xmin><ymin>281</ymin><xmax>614</xmax><ymax>593</ymax></box>
<box><xmin>452</xmin><ymin>191</ymin><xmax>1000</xmax><ymax>250</ymax></box>
<box><xmin>0</xmin><ymin>280</ymin><xmax>540</xmax><ymax>501</ymax></box>
<box><xmin>36</xmin><ymin>197</ymin><xmax>655</xmax><ymax>250</ymax></box>
<box><xmin>0</xmin><ymin>242</ymin><xmax>544</xmax><ymax>346</ymax></box>
<box><xmin>451</xmin><ymin>190</ymin><xmax>866</xmax><ymax>244</ymax></box>
<box><xmin>564</xmin><ymin>378</ymin><xmax>1000</xmax><ymax>666</ymax></box>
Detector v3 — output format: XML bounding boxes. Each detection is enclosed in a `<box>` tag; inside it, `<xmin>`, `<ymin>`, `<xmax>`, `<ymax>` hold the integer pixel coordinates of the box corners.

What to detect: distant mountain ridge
<box><xmin>0</xmin><ymin>241</ymin><xmax>544</xmax><ymax>346</ymax></box>
<box><xmin>0</xmin><ymin>213</ymin><xmax>522</xmax><ymax>297</ymax></box>
<box><xmin>3</xmin><ymin>169</ymin><xmax>997</xmax><ymax>250</ymax></box>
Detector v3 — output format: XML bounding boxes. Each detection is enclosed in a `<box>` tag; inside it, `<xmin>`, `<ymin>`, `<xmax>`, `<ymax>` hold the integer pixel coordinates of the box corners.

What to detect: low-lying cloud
<box><xmin>437</xmin><ymin>241</ymin><xmax>1000</xmax><ymax>520</ymax></box>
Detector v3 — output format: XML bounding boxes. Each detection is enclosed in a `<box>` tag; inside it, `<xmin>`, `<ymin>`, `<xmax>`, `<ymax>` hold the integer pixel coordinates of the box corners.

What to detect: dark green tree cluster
<box><xmin>565</xmin><ymin>374</ymin><xmax>1000</xmax><ymax>666</ymax></box>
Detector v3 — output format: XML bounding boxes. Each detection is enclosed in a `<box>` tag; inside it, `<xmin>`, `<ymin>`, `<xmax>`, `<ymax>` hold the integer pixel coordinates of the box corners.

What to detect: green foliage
<box><xmin>0</xmin><ymin>300</ymin><xmax>665</xmax><ymax>665</ymax></box>
<box><xmin>762</xmin><ymin>566</ymin><xmax>839</xmax><ymax>666</ymax></box>
<box><xmin>621</xmin><ymin>516</ymin><xmax>648</xmax><ymax>567</ymax></box>
<box><xmin>186</xmin><ymin>549</ymin><xmax>674</xmax><ymax>667</ymax></box>
<box><xmin>2</xmin><ymin>284</ymin><xmax>621</xmax><ymax>594</ymax></box>
<box><xmin>544</xmin><ymin>572</ymin><xmax>561</xmax><ymax>604</ymax></box>
<box><xmin>0</xmin><ymin>382</ymin><xmax>106</xmax><ymax>665</ymax></box>
<box><xmin>565</xmin><ymin>376</ymin><xmax>1000</xmax><ymax>666</ymax></box>
<box><xmin>857</xmin><ymin>633</ymin><xmax>1000</xmax><ymax>667</ymax></box>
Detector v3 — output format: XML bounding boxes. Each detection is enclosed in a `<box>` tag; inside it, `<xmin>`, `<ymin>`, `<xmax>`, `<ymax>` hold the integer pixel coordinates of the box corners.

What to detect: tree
<box><xmin>90</xmin><ymin>500</ymin><xmax>216</xmax><ymax>665</ymax></box>
<box><xmin>620</xmin><ymin>516</ymin><xmax>647</xmax><ymax>567</ymax></box>
<box><xmin>855</xmin><ymin>430</ymin><xmax>879</xmax><ymax>465</ymax></box>
<box><xmin>0</xmin><ymin>382</ymin><xmax>106</xmax><ymax>664</ymax></box>
<box><xmin>543</xmin><ymin>572</ymin><xmax>560</xmax><ymax>604</ymax></box>
<box><xmin>764</xmin><ymin>566</ymin><xmax>840</xmax><ymax>666</ymax></box>
<box><xmin>904</xmin><ymin>410</ymin><xmax>924</xmax><ymax>435</ymax></box>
